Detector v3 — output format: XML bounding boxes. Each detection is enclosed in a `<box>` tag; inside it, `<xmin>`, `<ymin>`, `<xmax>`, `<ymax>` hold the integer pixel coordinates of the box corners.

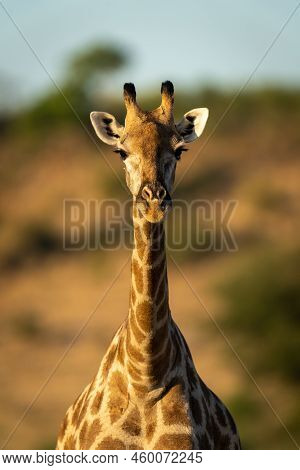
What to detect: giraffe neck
<box><xmin>125</xmin><ymin>202</ymin><xmax>174</xmax><ymax>394</ymax></box>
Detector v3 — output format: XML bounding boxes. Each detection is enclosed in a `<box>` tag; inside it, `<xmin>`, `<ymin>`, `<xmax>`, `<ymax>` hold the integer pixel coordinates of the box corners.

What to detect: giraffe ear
<box><xmin>90</xmin><ymin>111</ymin><xmax>124</xmax><ymax>145</ymax></box>
<box><xmin>176</xmin><ymin>108</ymin><xmax>209</xmax><ymax>143</ymax></box>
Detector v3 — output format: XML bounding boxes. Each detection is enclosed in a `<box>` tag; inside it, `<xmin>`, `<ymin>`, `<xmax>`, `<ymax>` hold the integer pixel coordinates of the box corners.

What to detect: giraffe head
<box><xmin>90</xmin><ymin>81</ymin><xmax>209</xmax><ymax>223</ymax></box>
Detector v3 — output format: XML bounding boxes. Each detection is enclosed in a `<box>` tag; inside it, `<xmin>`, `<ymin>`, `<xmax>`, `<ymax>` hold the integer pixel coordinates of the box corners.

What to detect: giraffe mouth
<box><xmin>136</xmin><ymin>198</ymin><xmax>172</xmax><ymax>223</ymax></box>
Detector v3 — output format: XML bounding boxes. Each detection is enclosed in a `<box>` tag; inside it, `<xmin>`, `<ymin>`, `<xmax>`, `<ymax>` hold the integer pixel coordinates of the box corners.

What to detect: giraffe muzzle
<box><xmin>137</xmin><ymin>183</ymin><xmax>172</xmax><ymax>222</ymax></box>
<box><xmin>141</xmin><ymin>184</ymin><xmax>167</xmax><ymax>203</ymax></box>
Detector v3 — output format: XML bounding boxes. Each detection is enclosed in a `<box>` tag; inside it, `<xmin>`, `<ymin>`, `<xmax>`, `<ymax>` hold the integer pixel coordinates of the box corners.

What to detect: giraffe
<box><xmin>56</xmin><ymin>81</ymin><xmax>241</xmax><ymax>450</ymax></box>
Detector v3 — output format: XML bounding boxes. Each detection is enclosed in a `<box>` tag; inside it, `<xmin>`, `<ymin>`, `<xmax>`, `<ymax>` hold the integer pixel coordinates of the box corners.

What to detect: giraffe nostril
<box><xmin>157</xmin><ymin>187</ymin><xmax>167</xmax><ymax>202</ymax></box>
<box><xmin>142</xmin><ymin>186</ymin><xmax>153</xmax><ymax>202</ymax></box>
<box><xmin>141</xmin><ymin>184</ymin><xmax>167</xmax><ymax>204</ymax></box>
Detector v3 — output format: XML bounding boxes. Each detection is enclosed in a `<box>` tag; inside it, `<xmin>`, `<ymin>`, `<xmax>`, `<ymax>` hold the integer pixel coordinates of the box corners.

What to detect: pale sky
<box><xmin>0</xmin><ymin>0</ymin><xmax>299</xmax><ymax>108</ymax></box>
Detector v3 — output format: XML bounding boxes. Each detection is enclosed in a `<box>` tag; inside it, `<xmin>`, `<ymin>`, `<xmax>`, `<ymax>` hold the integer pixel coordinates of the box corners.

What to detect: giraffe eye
<box><xmin>174</xmin><ymin>147</ymin><xmax>188</xmax><ymax>161</ymax></box>
<box><xmin>113</xmin><ymin>148</ymin><xmax>128</xmax><ymax>160</ymax></box>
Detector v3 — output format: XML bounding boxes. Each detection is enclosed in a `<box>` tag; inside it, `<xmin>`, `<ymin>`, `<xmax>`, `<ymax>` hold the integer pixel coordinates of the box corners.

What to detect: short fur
<box><xmin>57</xmin><ymin>82</ymin><xmax>240</xmax><ymax>450</ymax></box>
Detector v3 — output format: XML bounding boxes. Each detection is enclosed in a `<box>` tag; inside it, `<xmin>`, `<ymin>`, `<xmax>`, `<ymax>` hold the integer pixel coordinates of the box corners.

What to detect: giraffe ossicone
<box><xmin>56</xmin><ymin>81</ymin><xmax>241</xmax><ymax>450</ymax></box>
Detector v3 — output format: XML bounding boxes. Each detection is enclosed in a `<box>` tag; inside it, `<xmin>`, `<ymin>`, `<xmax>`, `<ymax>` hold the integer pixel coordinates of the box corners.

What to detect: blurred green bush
<box><xmin>1</xmin><ymin>42</ymin><xmax>299</xmax><ymax>139</ymax></box>
<box><xmin>9</xmin><ymin>44</ymin><xmax>128</xmax><ymax>136</ymax></box>
<box><xmin>219</xmin><ymin>248</ymin><xmax>300</xmax><ymax>383</ymax></box>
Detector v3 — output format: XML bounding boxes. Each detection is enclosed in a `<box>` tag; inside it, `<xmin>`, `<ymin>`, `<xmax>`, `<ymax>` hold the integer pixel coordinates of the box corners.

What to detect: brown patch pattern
<box><xmin>91</xmin><ymin>391</ymin><xmax>103</xmax><ymax>415</ymax></box>
<box><xmin>129</xmin><ymin>312</ymin><xmax>146</xmax><ymax>343</ymax></box>
<box><xmin>96</xmin><ymin>437</ymin><xmax>126</xmax><ymax>450</ymax></box>
<box><xmin>148</xmin><ymin>320</ymin><xmax>168</xmax><ymax>354</ymax></box>
<box><xmin>64</xmin><ymin>434</ymin><xmax>77</xmax><ymax>450</ymax></box>
<box><xmin>71</xmin><ymin>393</ymin><xmax>85</xmax><ymax>426</ymax></box>
<box><xmin>154</xmin><ymin>433</ymin><xmax>192</xmax><ymax>450</ymax></box>
<box><xmin>102</xmin><ymin>344</ymin><xmax>117</xmax><ymax>377</ymax></box>
<box><xmin>126</xmin><ymin>329</ymin><xmax>144</xmax><ymax>362</ymax></box>
<box><xmin>127</xmin><ymin>361</ymin><xmax>142</xmax><ymax>381</ymax></box>
<box><xmin>79</xmin><ymin>420</ymin><xmax>88</xmax><ymax>448</ymax></box>
<box><xmin>57</xmin><ymin>414</ymin><xmax>68</xmax><ymax>442</ymax></box>
<box><xmin>122</xmin><ymin>406</ymin><xmax>141</xmax><ymax>436</ymax></box>
<box><xmin>161</xmin><ymin>382</ymin><xmax>190</xmax><ymax>426</ymax></box>
<box><xmin>134</xmin><ymin>227</ymin><xmax>146</xmax><ymax>259</ymax></box>
<box><xmin>132</xmin><ymin>258</ymin><xmax>143</xmax><ymax>293</ymax></box>
<box><xmin>84</xmin><ymin>419</ymin><xmax>102</xmax><ymax>448</ymax></box>
<box><xmin>145</xmin><ymin>403</ymin><xmax>157</xmax><ymax>441</ymax></box>
<box><xmin>108</xmin><ymin>371</ymin><xmax>128</xmax><ymax>424</ymax></box>
<box><xmin>135</xmin><ymin>300</ymin><xmax>153</xmax><ymax>331</ymax></box>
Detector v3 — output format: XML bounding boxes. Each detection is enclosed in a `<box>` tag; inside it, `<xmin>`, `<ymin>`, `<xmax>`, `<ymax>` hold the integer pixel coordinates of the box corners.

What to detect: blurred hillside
<box><xmin>0</xmin><ymin>44</ymin><xmax>299</xmax><ymax>450</ymax></box>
